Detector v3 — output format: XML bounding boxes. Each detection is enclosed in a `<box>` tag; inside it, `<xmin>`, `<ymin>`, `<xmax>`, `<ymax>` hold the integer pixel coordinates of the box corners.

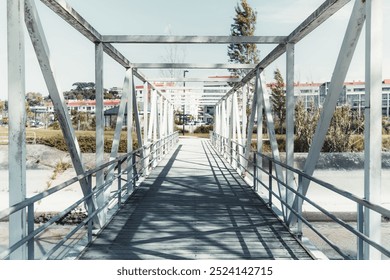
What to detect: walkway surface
<box><xmin>79</xmin><ymin>137</ymin><xmax>314</xmax><ymax>260</ymax></box>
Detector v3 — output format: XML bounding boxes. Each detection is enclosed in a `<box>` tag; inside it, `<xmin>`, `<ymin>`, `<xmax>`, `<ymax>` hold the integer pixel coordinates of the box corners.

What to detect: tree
<box><xmin>227</xmin><ymin>0</ymin><xmax>260</xmax><ymax>131</ymax></box>
<box><xmin>270</xmin><ymin>69</ymin><xmax>286</xmax><ymax>134</ymax></box>
<box><xmin>228</xmin><ymin>0</ymin><xmax>259</xmax><ymax>78</ymax></box>
<box><xmin>26</xmin><ymin>92</ymin><xmax>44</xmax><ymax>107</ymax></box>
<box><xmin>294</xmin><ymin>99</ymin><xmax>320</xmax><ymax>152</ymax></box>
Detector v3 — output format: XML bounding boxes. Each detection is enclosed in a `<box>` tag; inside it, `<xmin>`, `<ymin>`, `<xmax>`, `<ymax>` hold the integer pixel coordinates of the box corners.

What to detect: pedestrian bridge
<box><xmin>2</xmin><ymin>0</ymin><xmax>390</xmax><ymax>261</ymax></box>
<box><xmin>79</xmin><ymin>137</ymin><xmax>313</xmax><ymax>260</ymax></box>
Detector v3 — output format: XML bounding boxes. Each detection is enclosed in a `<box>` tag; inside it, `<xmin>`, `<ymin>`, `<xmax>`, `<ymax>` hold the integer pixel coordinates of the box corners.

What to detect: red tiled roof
<box><xmin>66</xmin><ymin>99</ymin><xmax>121</xmax><ymax>106</ymax></box>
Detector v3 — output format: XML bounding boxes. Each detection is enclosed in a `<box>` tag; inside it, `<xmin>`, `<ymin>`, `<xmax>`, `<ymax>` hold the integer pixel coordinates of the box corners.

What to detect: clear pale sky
<box><xmin>1</xmin><ymin>0</ymin><xmax>389</xmax><ymax>99</ymax></box>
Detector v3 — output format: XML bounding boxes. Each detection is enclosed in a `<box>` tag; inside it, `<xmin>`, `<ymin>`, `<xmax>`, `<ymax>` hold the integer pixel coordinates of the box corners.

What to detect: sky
<box><xmin>1</xmin><ymin>0</ymin><xmax>390</xmax><ymax>100</ymax></box>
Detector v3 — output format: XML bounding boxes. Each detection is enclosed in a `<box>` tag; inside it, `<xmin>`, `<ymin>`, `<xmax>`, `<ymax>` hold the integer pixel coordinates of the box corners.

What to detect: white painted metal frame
<box><xmin>102</xmin><ymin>35</ymin><xmax>287</xmax><ymax>44</ymax></box>
<box><xmin>364</xmin><ymin>0</ymin><xmax>383</xmax><ymax>260</ymax></box>
<box><xmin>7</xmin><ymin>0</ymin><xmax>27</xmax><ymax>260</ymax></box>
<box><xmin>6</xmin><ymin>0</ymin><xmax>387</xmax><ymax>260</ymax></box>
<box><xmin>288</xmin><ymin>0</ymin><xmax>366</xmax><ymax>225</ymax></box>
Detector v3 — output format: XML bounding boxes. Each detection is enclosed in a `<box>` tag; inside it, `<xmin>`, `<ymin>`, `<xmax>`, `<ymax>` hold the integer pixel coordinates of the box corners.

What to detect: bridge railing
<box><xmin>0</xmin><ymin>131</ymin><xmax>179</xmax><ymax>260</ymax></box>
<box><xmin>210</xmin><ymin>131</ymin><xmax>390</xmax><ymax>259</ymax></box>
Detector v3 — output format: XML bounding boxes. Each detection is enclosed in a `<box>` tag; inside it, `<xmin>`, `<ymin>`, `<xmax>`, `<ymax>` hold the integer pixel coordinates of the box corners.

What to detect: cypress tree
<box><xmin>228</xmin><ymin>0</ymin><xmax>259</xmax><ymax>78</ymax></box>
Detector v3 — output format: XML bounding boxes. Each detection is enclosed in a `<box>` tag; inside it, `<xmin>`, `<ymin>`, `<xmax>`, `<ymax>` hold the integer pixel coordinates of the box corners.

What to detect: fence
<box><xmin>210</xmin><ymin>131</ymin><xmax>390</xmax><ymax>259</ymax></box>
<box><xmin>0</xmin><ymin>131</ymin><xmax>179</xmax><ymax>260</ymax></box>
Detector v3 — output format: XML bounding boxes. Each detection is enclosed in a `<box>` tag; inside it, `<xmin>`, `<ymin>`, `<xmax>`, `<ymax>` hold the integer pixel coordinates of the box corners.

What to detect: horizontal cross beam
<box><xmin>149</xmin><ymin>77</ymin><xmax>241</xmax><ymax>83</ymax></box>
<box><xmin>102</xmin><ymin>35</ymin><xmax>287</xmax><ymax>44</ymax></box>
<box><xmin>132</xmin><ymin>63</ymin><xmax>257</xmax><ymax>69</ymax></box>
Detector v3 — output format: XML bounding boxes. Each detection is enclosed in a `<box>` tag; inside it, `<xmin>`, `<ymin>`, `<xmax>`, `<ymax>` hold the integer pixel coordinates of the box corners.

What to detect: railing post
<box><xmin>253</xmin><ymin>152</ymin><xmax>257</xmax><ymax>191</ymax></box>
<box><xmin>268</xmin><ymin>159</ymin><xmax>273</xmax><ymax>206</ymax></box>
<box><xmin>296</xmin><ymin>174</ymin><xmax>303</xmax><ymax>240</ymax></box>
<box><xmin>87</xmin><ymin>174</ymin><xmax>93</xmax><ymax>243</ymax></box>
<box><xmin>144</xmin><ymin>145</ymin><xmax>150</xmax><ymax>176</ymax></box>
<box><xmin>357</xmin><ymin>203</ymin><xmax>364</xmax><ymax>259</ymax></box>
<box><xmin>133</xmin><ymin>153</ymin><xmax>138</xmax><ymax>189</ymax></box>
<box><xmin>117</xmin><ymin>163</ymin><xmax>122</xmax><ymax>207</ymax></box>
<box><xmin>152</xmin><ymin>142</ymin><xmax>157</xmax><ymax>168</ymax></box>
<box><xmin>27</xmin><ymin>204</ymin><xmax>34</xmax><ymax>260</ymax></box>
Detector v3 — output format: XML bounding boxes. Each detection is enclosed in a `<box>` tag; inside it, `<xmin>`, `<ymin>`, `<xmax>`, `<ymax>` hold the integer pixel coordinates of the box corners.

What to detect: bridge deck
<box><xmin>79</xmin><ymin>138</ymin><xmax>314</xmax><ymax>260</ymax></box>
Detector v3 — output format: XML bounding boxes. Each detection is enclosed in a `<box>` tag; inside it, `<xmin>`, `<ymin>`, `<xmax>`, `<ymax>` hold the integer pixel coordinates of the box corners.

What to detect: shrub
<box><xmin>194</xmin><ymin>125</ymin><xmax>213</xmax><ymax>134</ymax></box>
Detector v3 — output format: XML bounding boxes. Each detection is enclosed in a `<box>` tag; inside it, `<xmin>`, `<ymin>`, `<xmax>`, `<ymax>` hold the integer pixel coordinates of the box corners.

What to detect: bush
<box><xmin>37</xmin><ymin>134</ymin><xmax>137</xmax><ymax>153</ymax></box>
<box><xmin>194</xmin><ymin>125</ymin><xmax>213</xmax><ymax>134</ymax></box>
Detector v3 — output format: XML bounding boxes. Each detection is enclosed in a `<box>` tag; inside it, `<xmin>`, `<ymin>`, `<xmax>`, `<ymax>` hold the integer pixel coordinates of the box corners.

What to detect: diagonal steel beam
<box><xmin>259</xmin><ymin>72</ymin><xmax>287</xmax><ymax>220</ymax></box>
<box><xmin>39</xmin><ymin>0</ymin><xmax>172</xmax><ymax>105</ymax></box>
<box><xmin>216</xmin><ymin>0</ymin><xmax>351</xmax><ymax>105</ymax></box>
<box><xmin>288</xmin><ymin>0</ymin><xmax>366</xmax><ymax>225</ymax></box>
<box><xmin>25</xmin><ymin>0</ymin><xmax>101</xmax><ymax>225</ymax></box>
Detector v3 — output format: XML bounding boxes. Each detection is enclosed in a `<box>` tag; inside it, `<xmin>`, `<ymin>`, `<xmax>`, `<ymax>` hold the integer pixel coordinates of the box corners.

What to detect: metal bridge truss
<box><xmin>3</xmin><ymin>0</ymin><xmax>388</xmax><ymax>260</ymax></box>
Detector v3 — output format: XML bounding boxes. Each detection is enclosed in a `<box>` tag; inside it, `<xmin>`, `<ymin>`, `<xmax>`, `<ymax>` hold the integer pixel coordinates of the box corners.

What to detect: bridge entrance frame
<box><xmin>6</xmin><ymin>0</ymin><xmax>385</xmax><ymax>259</ymax></box>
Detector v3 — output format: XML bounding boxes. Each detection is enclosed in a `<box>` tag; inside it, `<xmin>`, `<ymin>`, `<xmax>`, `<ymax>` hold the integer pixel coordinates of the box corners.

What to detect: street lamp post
<box><xmin>183</xmin><ymin>70</ymin><xmax>188</xmax><ymax>135</ymax></box>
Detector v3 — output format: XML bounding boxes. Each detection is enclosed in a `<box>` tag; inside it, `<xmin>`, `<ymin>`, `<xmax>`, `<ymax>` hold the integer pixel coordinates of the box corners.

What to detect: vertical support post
<box><xmin>95</xmin><ymin>42</ymin><xmax>106</xmax><ymax>222</ymax></box>
<box><xmin>286</xmin><ymin>43</ymin><xmax>295</xmax><ymax>225</ymax></box>
<box><xmin>242</xmin><ymin>84</ymin><xmax>247</xmax><ymax>142</ymax></box>
<box><xmin>8</xmin><ymin>0</ymin><xmax>26</xmax><ymax>259</ymax></box>
<box><xmin>230</xmin><ymin>95</ymin><xmax>236</xmax><ymax>167</ymax></box>
<box><xmin>364</xmin><ymin>0</ymin><xmax>382</xmax><ymax>260</ymax></box>
<box><xmin>256</xmin><ymin>70</ymin><xmax>263</xmax><ymax>188</ymax></box>
<box><xmin>158</xmin><ymin>96</ymin><xmax>163</xmax><ymax>160</ymax></box>
<box><xmin>221</xmin><ymin>101</ymin><xmax>226</xmax><ymax>154</ymax></box>
<box><xmin>234</xmin><ymin>92</ymin><xmax>243</xmax><ymax>172</ymax></box>
<box><xmin>127</xmin><ymin>68</ymin><xmax>134</xmax><ymax>194</ymax></box>
<box><xmin>143</xmin><ymin>82</ymin><xmax>148</xmax><ymax>144</ymax></box>
<box><xmin>153</xmin><ymin>95</ymin><xmax>159</xmax><ymax>167</ymax></box>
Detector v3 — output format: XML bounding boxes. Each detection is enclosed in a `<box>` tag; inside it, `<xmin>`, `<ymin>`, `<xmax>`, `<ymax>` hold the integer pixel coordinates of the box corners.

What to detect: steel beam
<box><xmin>106</xmin><ymin>72</ymin><xmax>130</xmax><ymax>180</ymax></box>
<box><xmin>132</xmin><ymin>74</ymin><xmax>143</xmax><ymax>150</ymax></box>
<box><xmin>244</xmin><ymin>81</ymin><xmax>258</xmax><ymax>170</ymax></box>
<box><xmin>364</xmin><ymin>0</ymin><xmax>382</xmax><ymax>260</ymax></box>
<box><xmin>132</xmin><ymin>63</ymin><xmax>257</xmax><ymax>69</ymax></box>
<box><xmin>95</xmin><ymin>42</ymin><xmax>106</xmax><ymax>222</ymax></box>
<box><xmin>127</xmin><ymin>68</ymin><xmax>134</xmax><ymax>193</ymax></box>
<box><xmin>286</xmin><ymin>43</ymin><xmax>296</xmax><ymax>225</ymax></box>
<box><xmin>143</xmin><ymin>83</ymin><xmax>149</xmax><ymax>144</ymax></box>
<box><xmin>259</xmin><ymin>72</ymin><xmax>286</xmax><ymax>220</ymax></box>
<box><xmin>242</xmin><ymin>85</ymin><xmax>247</xmax><ymax>143</ymax></box>
<box><xmin>102</xmin><ymin>35</ymin><xmax>287</xmax><ymax>44</ymax></box>
<box><xmin>39</xmin><ymin>0</ymin><xmax>170</xmax><ymax>96</ymax></box>
<box><xmin>256</xmin><ymin>70</ymin><xmax>264</xmax><ymax>187</ymax></box>
<box><xmin>8</xmin><ymin>0</ymin><xmax>27</xmax><ymax>259</ymax></box>
<box><xmin>288</xmin><ymin>0</ymin><xmax>365</xmax><ymax>225</ymax></box>
<box><xmin>216</xmin><ymin>0</ymin><xmax>351</xmax><ymax>105</ymax></box>
<box><xmin>148</xmin><ymin>77</ymin><xmax>241</xmax><ymax>83</ymax></box>
<box><xmin>25</xmin><ymin>0</ymin><xmax>102</xmax><ymax>223</ymax></box>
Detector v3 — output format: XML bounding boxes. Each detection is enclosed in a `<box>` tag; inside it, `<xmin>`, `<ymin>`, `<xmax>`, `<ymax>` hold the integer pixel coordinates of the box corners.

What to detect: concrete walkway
<box><xmin>79</xmin><ymin>137</ymin><xmax>313</xmax><ymax>260</ymax></box>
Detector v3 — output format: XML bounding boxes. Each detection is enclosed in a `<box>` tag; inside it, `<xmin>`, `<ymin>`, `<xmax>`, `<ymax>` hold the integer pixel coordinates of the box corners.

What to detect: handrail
<box><xmin>1</xmin><ymin>131</ymin><xmax>179</xmax><ymax>260</ymax></box>
<box><xmin>210</xmin><ymin>131</ymin><xmax>390</xmax><ymax>259</ymax></box>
